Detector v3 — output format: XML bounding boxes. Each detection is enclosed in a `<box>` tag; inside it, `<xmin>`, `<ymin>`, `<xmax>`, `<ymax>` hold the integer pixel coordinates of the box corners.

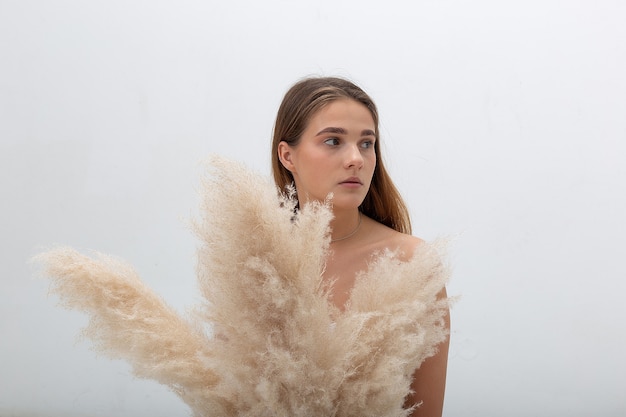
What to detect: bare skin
<box><xmin>278</xmin><ymin>98</ymin><xmax>449</xmax><ymax>416</ymax></box>
<box><xmin>326</xmin><ymin>216</ymin><xmax>450</xmax><ymax>417</ymax></box>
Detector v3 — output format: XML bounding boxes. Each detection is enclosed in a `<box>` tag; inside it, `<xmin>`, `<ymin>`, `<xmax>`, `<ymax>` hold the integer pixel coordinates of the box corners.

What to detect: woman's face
<box><xmin>278</xmin><ymin>98</ymin><xmax>377</xmax><ymax>210</ymax></box>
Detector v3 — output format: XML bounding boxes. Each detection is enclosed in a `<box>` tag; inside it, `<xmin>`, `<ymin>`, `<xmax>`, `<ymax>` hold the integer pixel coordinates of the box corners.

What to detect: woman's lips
<box><xmin>339</xmin><ymin>177</ymin><xmax>363</xmax><ymax>187</ymax></box>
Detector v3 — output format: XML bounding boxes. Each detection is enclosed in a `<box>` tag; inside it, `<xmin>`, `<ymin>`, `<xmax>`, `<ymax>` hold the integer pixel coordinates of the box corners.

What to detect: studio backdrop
<box><xmin>1</xmin><ymin>1</ymin><xmax>625</xmax><ymax>416</ymax></box>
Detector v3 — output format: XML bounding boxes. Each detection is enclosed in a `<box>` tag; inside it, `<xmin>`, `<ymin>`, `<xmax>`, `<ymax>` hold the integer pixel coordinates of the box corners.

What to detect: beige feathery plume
<box><xmin>32</xmin><ymin>248</ymin><xmax>232</xmax><ymax>414</ymax></box>
<box><xmin>35</xmin><ymin>156</ymin><xmax>449</xmax><ymax>417</ymax></box>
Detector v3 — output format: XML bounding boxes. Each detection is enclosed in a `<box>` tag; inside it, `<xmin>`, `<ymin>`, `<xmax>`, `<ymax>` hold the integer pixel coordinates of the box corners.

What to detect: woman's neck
<box><xmin>329</xmin><ymin>210</ymin><xmax>362</xmax><ymax>243</ymax></box>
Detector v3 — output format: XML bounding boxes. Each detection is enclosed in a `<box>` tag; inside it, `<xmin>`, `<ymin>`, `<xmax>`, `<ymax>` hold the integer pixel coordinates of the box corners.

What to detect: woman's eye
<box><xmin>324</xmin><ymin>138</ymin><xmax>340</xmax><ymax>146</ymax></box>
<box><xmin>361</xmin><ymin>140</ymin><xmax>374</xmax><ymax>149</ymax></box>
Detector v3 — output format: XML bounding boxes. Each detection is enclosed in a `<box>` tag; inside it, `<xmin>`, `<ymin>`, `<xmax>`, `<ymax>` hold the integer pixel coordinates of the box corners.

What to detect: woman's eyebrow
<box><xmin>316</xmin><ymin>127</ymin><xmax>347</xmax><ymax>136</ymax></box>
<box><xmin>316</xmin><ymin>127</ymin><xmax>376</xmax><ymax>137</ymax></box>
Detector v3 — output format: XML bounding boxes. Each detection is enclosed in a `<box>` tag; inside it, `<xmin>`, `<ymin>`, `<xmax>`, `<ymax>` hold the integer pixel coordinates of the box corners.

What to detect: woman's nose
<box><xmin>344</xmin><ymin>144</ymin><xmax>364</xmax><ymax>169</ymax></box>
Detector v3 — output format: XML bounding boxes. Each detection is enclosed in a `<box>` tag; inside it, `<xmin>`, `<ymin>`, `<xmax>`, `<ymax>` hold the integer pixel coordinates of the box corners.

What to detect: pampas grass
<box><xmin>34</xmin><ymin>156</ymin><xmax>449</xmax><ymax>417</ymax></box>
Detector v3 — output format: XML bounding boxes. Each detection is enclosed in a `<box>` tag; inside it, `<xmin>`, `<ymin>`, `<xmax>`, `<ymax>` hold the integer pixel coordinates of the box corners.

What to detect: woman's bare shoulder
<box><xmin>394</xmin><ymin>232</ymin><xmax>425</xmax><ymax>262</ymax></box>
<box><xmin>362</xmin><ymin>216</ymin><xmax>425</xmax><ymax>261</ymax></box>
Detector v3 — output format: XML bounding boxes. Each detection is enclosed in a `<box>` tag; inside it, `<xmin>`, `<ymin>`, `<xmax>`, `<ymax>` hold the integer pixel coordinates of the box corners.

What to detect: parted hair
<box><xmin>271</xmin><ymin>76</ymin><xmax>412</xmax><ymax>234</ymax></box>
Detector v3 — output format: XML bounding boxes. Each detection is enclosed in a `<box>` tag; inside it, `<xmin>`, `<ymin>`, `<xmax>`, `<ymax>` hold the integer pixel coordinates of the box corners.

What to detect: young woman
<box><xmin>272</xmin><ymin>77</ymin><xmax>450</xmax><ymax>416</ymax></box>
<box><xmin>37</xmin><ymin>76</ymin><xmax>450</xmax><ymax>417</ymax></box>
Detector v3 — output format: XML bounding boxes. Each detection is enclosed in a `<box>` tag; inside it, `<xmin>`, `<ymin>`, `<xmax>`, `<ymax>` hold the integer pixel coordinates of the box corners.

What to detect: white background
<box><xmin>1</xmin><ymin>1</ymin><xmax>625</xmax><ymax>416</ymax></box>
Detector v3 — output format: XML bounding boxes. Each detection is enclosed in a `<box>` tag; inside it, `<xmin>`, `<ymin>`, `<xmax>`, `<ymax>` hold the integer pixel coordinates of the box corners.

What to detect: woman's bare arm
<box><xmin>406</xmin><ymin>287</ymin><xmax>450</xmax><ymax>417</ymax></box>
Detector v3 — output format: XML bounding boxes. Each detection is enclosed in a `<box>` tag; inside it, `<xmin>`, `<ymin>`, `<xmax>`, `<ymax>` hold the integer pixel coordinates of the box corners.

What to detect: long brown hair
<box><xmin>271</xmin><ymin>76</ymin><xmax>412</xmax><ymax>235</ymax></box>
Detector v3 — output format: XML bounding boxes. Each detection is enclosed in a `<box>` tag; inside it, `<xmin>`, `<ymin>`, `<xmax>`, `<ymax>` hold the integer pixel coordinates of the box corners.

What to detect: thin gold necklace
<box><xmin>331</xmin><ymin>212</ymin><xmax>362</xmax><ymax>243</ymax></box>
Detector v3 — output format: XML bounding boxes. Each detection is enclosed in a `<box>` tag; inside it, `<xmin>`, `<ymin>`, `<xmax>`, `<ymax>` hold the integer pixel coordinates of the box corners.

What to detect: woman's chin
<box><xmin>329</xmin><ymin>198</ymin><xmax>365</xmax><ymax>212</ymax></box>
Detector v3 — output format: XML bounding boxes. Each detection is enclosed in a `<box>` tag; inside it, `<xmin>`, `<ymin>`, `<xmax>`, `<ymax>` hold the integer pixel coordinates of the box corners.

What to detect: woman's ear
<box><xmin>277</xmin><ymin>141</ymin><xmax>296</xmax><ymax>173</ymax></box>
